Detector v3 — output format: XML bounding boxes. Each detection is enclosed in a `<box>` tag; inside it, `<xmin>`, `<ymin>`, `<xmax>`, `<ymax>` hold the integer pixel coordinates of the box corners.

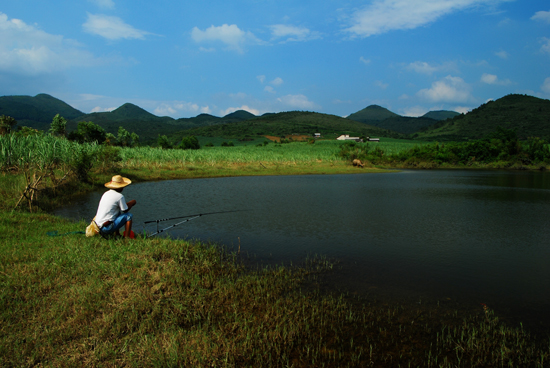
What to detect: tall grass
<box><xmin>0</xmin><ymin>134</ymin><xmax>101</xmax><ymax>172</ymax></box>
<box><xmin>118</xmin><ymin>139</ymin><xmax>425</xmax><ymax>169</ymax></box>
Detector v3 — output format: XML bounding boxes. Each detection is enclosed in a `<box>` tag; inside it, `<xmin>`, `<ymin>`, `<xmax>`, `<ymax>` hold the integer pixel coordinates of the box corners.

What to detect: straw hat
<box><xmin>105</xmin><ymin>175</ymin><xmax>132</xmax><ymax>189</ymax></box>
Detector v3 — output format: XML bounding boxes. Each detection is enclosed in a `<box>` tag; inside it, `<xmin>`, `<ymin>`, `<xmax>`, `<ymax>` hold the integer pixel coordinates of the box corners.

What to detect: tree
<box><xmin>157</xmin><ymin>135</ymin><xmax>173</xmax><ymax>149</ymax></box>
<box><xmin>179</xmin><ymin>136</ymin><xmax>200</xmax><ymax>150</ymax></box>
<box><xmin>0</xmin><ymin>115</ymin><xmax>17</xmax><ymax>135</ymax></box>
<box><xmin>49</xmin><ymin>114</ymin><xmax>67</xmax><ymax>137</ymax></box>
<box><xmin>117</xmin><ymin>126</ymin><xmax>132</xmax><ymax>147</ymax></box>
<box><xmin>68</xmin><ymin>121</ymin><xmax>106</xmax><ymax>144</ymax></box>
<box><xmin>105</xmin><ymin>133</ymin><xmax>117</xmax><ymax>146</ymax></box>
<box><xmin>130</xmin><ymin>132</ymin><xmax>139</xmax><ymax>147</ymax></box>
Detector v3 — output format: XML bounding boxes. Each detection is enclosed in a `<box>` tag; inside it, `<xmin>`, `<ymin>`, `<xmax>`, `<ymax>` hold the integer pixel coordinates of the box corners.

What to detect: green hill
<box><xmin>69</xmin><ymin>104</ymin><xmax>178</xmax><ymax>144</ymax></box>
<box><xmin>347</xmin><ymin>104</ymin><xmax>457</xmax><ymax>134</ymax></box>
<box><xmin>422</xmin><ymin>110</ymin><xmax>460</xmax><ymax>121</ymax></box>
<box><xmin>414</xmin><ymin>94</ymin><xmax>550</xmax><ymax>141</ymax></box>
<box><xmin>170</xmin><ymin>111</ymin><xmax>404</xmax><ymax>142</ymax></box>
<box><xmin>0</xmin><ymin>94</ymin><xmax>84</xmax><ymax>130</ymax></box>
<box><xmin>347</xmin><ymin>105</ymin><xmax>399</xmax><ymax>123</ymax></box>
<box><xmin>372</xmin><ymin>116</ymin><xmax>438</xmax><ymax>135</ymax></box>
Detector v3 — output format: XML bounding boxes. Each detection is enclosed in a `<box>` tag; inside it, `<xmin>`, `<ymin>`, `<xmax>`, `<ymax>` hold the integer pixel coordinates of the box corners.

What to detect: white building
<box><xmin>336</xmin><ymin>134</ymin><xmax>362</xmax><ymax>142</ymax></box>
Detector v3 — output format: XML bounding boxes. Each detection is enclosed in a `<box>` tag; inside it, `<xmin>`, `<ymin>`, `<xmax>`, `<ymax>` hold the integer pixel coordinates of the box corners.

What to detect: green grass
<box><xmin>1</xmin><ymin>211</ymin><xmax>549</xmax><ymax>367</ymax></box>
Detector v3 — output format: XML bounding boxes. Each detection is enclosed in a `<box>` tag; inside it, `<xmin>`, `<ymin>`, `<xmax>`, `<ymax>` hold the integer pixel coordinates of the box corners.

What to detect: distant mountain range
<box><xmin>1</xmin><ymin>93</ymin><xmax>548</xmax><ymax>142</ymax></box>
<box><xmin>346</xmin><ymin>105</ymin><xmax>460</xmax><ymax>134</ymax></box>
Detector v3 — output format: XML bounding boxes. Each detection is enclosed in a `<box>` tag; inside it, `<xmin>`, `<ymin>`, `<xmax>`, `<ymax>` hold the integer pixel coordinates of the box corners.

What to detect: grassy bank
<box><xmin>2</xmin><ymin>135</ymin><xmax>550</xmax><ymax>366</ymax></box>
<box><xmin>2</xmin><ymin>212</ymin><xmax>549</xmax><ymax>367</ymax></box>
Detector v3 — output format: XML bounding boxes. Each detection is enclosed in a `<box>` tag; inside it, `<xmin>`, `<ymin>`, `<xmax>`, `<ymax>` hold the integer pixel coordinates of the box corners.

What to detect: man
<box><xmin>94</xmin><ymin>175</ymin><xmax>137</xmax><ymax>238</ymax></box>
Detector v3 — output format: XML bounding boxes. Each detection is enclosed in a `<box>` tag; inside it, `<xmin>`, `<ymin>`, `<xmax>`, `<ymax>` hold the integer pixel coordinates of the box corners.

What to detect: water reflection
<box><xmin>55</xmin><ymin>170</ymin><xmax>550</xmax><ymax>332</ymax></box>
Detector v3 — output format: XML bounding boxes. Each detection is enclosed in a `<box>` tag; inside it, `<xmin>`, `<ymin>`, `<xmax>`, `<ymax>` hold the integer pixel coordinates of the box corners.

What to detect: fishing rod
<box><xmin>143</xmin><ymin>210</ymin><xmax>244</xmax><ymax>224</ymax></box>
<box><xmin>145</xmin><ymin>215</ymin><xmax>201</xmax><ymax>238</ymax></box>
<box><xmin>144</xmin><ymin>210</ymin><xmax>245</xmax><ymax>239</ymax></box>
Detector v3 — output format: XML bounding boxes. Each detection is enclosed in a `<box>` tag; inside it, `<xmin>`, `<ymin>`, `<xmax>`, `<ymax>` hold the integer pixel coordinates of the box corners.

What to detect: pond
<box><xmin>55</xmin><ymin>170</ymin><xmax>550</xmax><ymax>334</ymax></box>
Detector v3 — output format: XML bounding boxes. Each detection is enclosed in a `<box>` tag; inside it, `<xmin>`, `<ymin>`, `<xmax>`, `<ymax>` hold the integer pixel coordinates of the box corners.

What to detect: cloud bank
<box><xmin>83</xmin><ymin>13</ymin><xmax>153</xmax><ymax>40</ymax></box>
<box><xmin>345</xmin><ymin>0</ymin><xmax>512</xmax><ymax>37</ymax></box>
<box><xmin>191</xmin><ymin>24</ymin><xmax>261</xmax><ymax>52</ymax></box>
<box><xmin>0</xmin><ymin>12</ymin><xmax>95</xmax><ymax>75</ymax></box>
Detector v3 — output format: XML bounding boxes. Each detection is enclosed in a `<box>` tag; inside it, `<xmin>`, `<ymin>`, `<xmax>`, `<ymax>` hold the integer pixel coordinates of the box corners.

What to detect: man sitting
<box><xmin>94</xmin><ymin>175</ymin><xmax>137</xmax><ymax>238</ymax></box>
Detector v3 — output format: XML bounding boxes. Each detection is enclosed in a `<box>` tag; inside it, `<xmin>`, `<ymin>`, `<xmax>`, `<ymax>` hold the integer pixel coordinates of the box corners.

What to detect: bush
<box><xmin>157</xmin><ymin>135</ymin><xmax>173</xmax><ymax>149</ymax></box>
<box><xmin>179</xmin><ymin>136</ymin><xmax>200</xmax><ymax>150</ymax></box>
<box><xmin>70</xmin><ymin>145</ymin><xmax>95</xmax><ymax>182</ymax></box>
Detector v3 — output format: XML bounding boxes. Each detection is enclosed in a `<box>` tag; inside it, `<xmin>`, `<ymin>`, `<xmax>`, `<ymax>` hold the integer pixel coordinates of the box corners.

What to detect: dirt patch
<box><xmin>264</xmin><ymin>135</ymin><xmax>312</xmax><ymax>142</ymax></box>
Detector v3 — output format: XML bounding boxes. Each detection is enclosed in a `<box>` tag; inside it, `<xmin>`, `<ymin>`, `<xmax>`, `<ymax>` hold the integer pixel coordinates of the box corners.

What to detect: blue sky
<box><xmin>1</xmin><ymin>0</ymin><xmax>549</xmax><ymax>119</ymax></box>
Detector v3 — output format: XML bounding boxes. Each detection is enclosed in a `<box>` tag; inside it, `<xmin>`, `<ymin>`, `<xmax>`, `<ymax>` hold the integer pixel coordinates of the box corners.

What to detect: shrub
<box><xmin>179</xmin><ymin>136</ymin><xmax>200</xmax><ymax>150</ymax></box>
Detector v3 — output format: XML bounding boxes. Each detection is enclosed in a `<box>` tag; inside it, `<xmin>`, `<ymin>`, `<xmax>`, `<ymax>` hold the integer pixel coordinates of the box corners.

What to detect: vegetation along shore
<box><xmin>2</xmin><ymin>92</ymin><xmax>550</xmax><ymax>366</ymax></box>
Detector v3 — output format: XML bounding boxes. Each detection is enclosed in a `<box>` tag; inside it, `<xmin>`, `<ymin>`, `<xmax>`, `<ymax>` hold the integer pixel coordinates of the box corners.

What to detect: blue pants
<box><xmin>100</xmin><ymin>212</ymin><xmax>133</xmax><ymax>235</ymax></box>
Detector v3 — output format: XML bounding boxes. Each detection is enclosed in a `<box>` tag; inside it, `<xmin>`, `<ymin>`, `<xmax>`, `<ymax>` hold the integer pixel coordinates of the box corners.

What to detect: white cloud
<box><xmin>264</xmin><ymin>86</ymin><xmax>275</xmax><ymax>93</ymax></box>
<box><xmin>406</xmin><ymin>61</ymin><xmax>457</xmax><ymax>75</ymax></box>
<box><xmin>0</xmin><ymin>12</ymin><xmax>96</xmax><ymax>75</ymax></box>
<box><xmin>345</xmin><ymin>0</ymin><xmax>512</xmax><ymax>38</ymax></box>
<box><xmin>271</xmin><ymin>77</ymin><xmax>284</xmax><ymax>86</ymax></box>
<box><xmin>269</xmin><ymin>24</ymin><xmax>320</xmax><ymax>42</ymax></box>
<box><xmin>83</xmin><ymin>13</ymin><xmax>153</xmax><ymax>40</ymax></box>
<box><xmin>191</xmin><ymin>24</ymin><xmax>261</xmax><ymax>52</ymax></box>
<box><xmin>375</xmin><ymin>81</ymin><xmax>389</xmax><ymax>89</ymax></box>
<box><xmin>91</xmin><ymin>106</ymin><xmax>117</xmax><ymax>112</ymax></box>
<box><xmin>277</xmin><ymin>94</ymin><xmax>319</xmax><ymax>110</ymax></box>
<box><xmin>453</xmin><ymin>106</ymin><xmax>472</xmax><ymax>114</ymax></box>
<box><xmin>199</xmin><ymin>47</ymin><xmax>215</xmax><ymax>53</ymax></box>
<box><xmin>417</xmin><ymin>75</ymin><xmax>473</xmax><ymax>103</ymax></box>
<box><xmin>88</xmin><ymin>0</ymin><xmax>115</xmax><ymax>10</ymax></box>
<box><xmin>480</xmin><ymin>73</ymin><xmax>511</xmax><ymax>85</ymax></box>
<box><xmin>542</xmin><ymin>77</ymin><xmax>550</xmax><ymax>94</ymax></box>
<box><xmin>531</xmin><ymin>10</ymin><xmax>550</xmax><ymax>24</ymax></box>
<box><xmin>495</xmin><ymin>50</ymin><xmax>509</xmax><ymax>59</ymax></box>
<box><xmin>360</xmin><ymin>56</ymin><xmax>371</xmax><ymax>65</ymax></box>
<box><xmin>402</xmin><ymin>106</ymin><xmax>428</xmax><ymax>117</ymax></box>
<box><xmin>257</xmin><ymin>75</ymin><xmax>266</xmax><ymax>83</ymax></box>
<box><xmin>153</xmin><ymin>101</ymin><xmax>204</xmax><ymax>117</ymax></box>
<box><xmin>221</xmin><ymin>105</ymin><xmax>260</xmax><ymax>116</ymax></box>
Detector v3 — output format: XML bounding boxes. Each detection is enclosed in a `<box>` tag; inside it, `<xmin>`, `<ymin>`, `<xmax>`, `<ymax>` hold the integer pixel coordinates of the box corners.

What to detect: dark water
<box><xmin>55</xmin><ymin>170</ymin><xmax>550</xmax><ymax>333</ymax></box>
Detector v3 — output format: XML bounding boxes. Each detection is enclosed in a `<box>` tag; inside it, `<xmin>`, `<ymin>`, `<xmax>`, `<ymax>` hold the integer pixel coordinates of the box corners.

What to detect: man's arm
<box><xmin>126</xmin><ymin>199</ymin><xmax>137</xmax><ymax>211</ymax></box>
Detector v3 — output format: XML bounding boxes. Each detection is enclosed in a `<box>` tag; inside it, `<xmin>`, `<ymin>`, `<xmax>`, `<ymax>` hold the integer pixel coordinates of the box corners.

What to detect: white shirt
<box><xmin>95</xmin><ymin>189</ymin><xmax>128</xmax><ymax>227</ymax></box>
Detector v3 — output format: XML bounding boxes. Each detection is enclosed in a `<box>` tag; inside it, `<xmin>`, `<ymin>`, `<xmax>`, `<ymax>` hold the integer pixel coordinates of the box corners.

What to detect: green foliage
<box><xmin>49</xmin><ymin>114</ymin><xmax>67</xmax><ymax>137</ymax></box>
<box><xmin>15</xmin><ymin>126</ymin><xmax>42</xmax><ymax>137</ymax></box>
<box><xmin>338</xmin><ymin>141</ymin><xmax>371</xmax><ymax>161</ymax></box>
<box><xmin>221</xmin><ymin>141</ymin><xmax>234</xmax><ymax>147</ymax></box>
<box><xmin>95</xmin><ymin>145</ymin><xmax>122</xmax><ymax>173</ymax></box>
<box><xmin>115</xmin><ymin>126</ymin><xmax>139</xmax><ymax>147</ymax></box>
<box><xmin>157</xmin><ymin>134</ymin><xmax>173</xmax><ymax>149</ymax></box>
<box><xmin>69</xmin><ymin>145</ymin><xmax>95</xmax><ymax>182</ymax></box>
<box><xmin>387</xmin><ymin>131</ymin><xmax>550</xmax><ymax>166</ymax></box>
<box><xmin>68</xmin><ymin>121</ymin><xmax>106</xmax><ymax>144</ymax></box>
<box><xmin>178</xmin><ymin>135</ymin><xmax>200</xmax><ymax>150</ymax></box>
<box><xmin>105</xmin><ymin>132</ymin><xmax>117</xmax><ymax>146</ymax></box>
<box><xmin>0</xmin><ymin>115</ymin><xmax>17</xmax><ymax>135</ymax></box>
